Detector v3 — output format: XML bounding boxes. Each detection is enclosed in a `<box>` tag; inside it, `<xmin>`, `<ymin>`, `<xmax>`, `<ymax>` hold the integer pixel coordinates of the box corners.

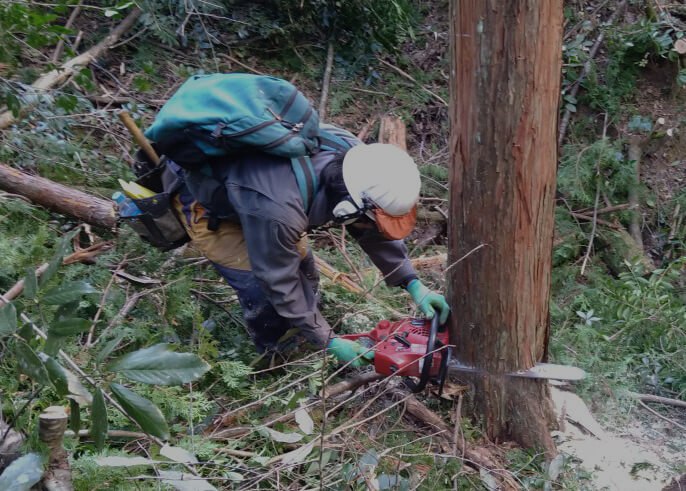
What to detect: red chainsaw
<box><xmin>341</xmin><ymin>315</ymin><xmax>586</xmax><ymax>394</ymax></box>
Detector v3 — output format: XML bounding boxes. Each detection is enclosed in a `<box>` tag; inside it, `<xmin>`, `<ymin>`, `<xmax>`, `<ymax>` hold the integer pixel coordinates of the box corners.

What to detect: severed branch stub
<box><xmin>39</xmin><ymin>406</ymin><xmax>73</xmax><ymax>491</ymax></box>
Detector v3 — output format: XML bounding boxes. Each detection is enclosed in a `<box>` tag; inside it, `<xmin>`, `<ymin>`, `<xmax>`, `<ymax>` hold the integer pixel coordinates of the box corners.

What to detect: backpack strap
<box><xmin>317</xmin><ymin>129</ymin><xmax>353</xmax><ymax>153</ymax></box>
<box><xmin>290</xmin><ymin>156</ymin><xmax>318</xmax><ymax>212</ymax></box>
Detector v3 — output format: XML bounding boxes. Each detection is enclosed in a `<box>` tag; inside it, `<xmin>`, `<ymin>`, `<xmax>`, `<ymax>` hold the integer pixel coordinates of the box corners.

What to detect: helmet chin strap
<box><xmin>332</xmin><ymin>196</ymin><xmax>374</xmax><ymax>225</ymax></box>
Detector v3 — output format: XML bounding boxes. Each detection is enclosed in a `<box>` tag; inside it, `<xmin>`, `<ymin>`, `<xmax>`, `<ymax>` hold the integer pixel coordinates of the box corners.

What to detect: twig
<box><xmin>627</xmin><ymin>135</ymin><xmax>644</xmax><ymax>249</ymax></box>
<box><xmin>51</xmin><ymin>0</ymin><xmax>83</xmax><ymax>62</ymax></box>
<box><xmin>91</xmin><ymin>291</ymin><xmax>141</xmax><ymax>346</ymax></box>
<box><xmin>444</xmin><ymin>243</ymin><xmax>488</xmax><ymax>273</ymax></box>
<box><xmin>580</xmin><ymin>170</ymin><xmax>601</xmax><ymax>276</ymax></box>
<box><xmin>573</xmin><ymin>203</ymin><xmax>632</xmax><ymax>215</ymax></box>
<box><xmin>377</xmin><ymin>57</ymin><xmax>448</xmax><ymax>106</ymax></box>
<box><xmin>318</xmin><ymin>40</ymin><xmax>335</xmax><ymax>122</ymax></box>
<box><xmin>66</xmin><ymin>429</ymin><xmax>150</xmax><ymax>439</ymax></box>
<box><xmin>569</xmin><ymin>212</ymin><xmax>623</xmax><ymax>230</ymax></box>
<box><xmin>218</xmin><ymin>54</ymin><xmax>264</xmax><ymax>75</ymax></box>
<box><xmin>85</xmin><ymin>255</ymin><xmax>127</xmax><ymax>346</ymax></box>
<box><xmin>638</xmin><ymin>400</ymin><xmax>686</xmax><ymax>431</ymax></box>
<box><xmin>581</xmin><ymin>112</ymin><xmax>608</xmax><ymax>276</ymax></box>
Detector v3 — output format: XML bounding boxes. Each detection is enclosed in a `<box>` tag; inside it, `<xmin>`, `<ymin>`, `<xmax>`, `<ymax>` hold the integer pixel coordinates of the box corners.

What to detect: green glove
<box><xmin>406</xmin><ymin>279</ymin><xmax>450</xmax><ymax>324</ymax></box>
<box><xmin>327</xmin><ymin>338</ymin><xmax>375</xmax><ymax>367</ymax></box>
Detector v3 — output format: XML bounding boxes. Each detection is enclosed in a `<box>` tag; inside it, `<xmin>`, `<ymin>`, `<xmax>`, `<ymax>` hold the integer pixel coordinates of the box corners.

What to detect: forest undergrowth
<box><xmin>1</xmin><ymin>0</ymin><xmax>685</xmax><ymax>489</ymax></box>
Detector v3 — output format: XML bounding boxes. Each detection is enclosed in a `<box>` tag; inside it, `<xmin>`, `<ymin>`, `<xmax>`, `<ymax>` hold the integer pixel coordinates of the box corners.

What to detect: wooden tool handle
<box><xmin>118</xmin><ymin>110</ymin><xmax>160</xmax><ymax>165</ymax></box>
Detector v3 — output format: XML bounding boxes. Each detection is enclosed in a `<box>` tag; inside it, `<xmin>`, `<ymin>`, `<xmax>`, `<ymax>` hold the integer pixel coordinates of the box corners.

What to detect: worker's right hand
<box><xmin>327</xmin><ymin>338</ymin><xmax>375</xmax><ymax>367</ymax></box>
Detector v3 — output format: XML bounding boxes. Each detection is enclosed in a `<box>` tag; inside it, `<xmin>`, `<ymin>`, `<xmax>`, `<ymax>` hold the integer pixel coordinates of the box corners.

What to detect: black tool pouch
<box><xmin>119</xmin><ymin>157</ymin><xmax>190</xmax><ymax>251</ymax></box>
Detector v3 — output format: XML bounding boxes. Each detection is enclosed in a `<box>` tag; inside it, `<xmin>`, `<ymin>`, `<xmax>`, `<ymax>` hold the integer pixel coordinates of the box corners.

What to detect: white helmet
<box><xmin>342</xmin><ymin>143</ymin><xmax>421</xmax><ymax>216</ymax></box>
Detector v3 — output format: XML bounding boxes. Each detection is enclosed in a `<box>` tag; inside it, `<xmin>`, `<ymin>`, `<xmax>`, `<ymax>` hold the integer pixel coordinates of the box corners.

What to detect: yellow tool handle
<box><xmin>118</xmin><ymin>110</ymin><xmax>160</xmax><ymax>166</ymax></box>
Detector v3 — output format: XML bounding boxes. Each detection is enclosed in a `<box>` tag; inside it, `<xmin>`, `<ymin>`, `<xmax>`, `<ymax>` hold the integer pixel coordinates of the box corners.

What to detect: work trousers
<box><xmin>173</xmin><ymin>193</ymin><xmax>321</xmax><ymax>353</ymax></box>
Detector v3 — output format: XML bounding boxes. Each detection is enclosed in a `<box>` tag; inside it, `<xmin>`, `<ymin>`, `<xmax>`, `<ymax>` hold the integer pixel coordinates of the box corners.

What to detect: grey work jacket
<box><xmin>182</xmin><ymin>126</ymin><xmax>418</xmax><ymax>347</ymax></box>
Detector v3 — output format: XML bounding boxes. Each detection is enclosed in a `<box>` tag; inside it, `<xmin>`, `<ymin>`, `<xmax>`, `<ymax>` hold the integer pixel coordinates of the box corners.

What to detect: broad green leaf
<box><xmin>269</xmin><ymin>440</ymin><xmax>315</xmax><ymax>466</ymax></box>
<box><xmin>16</xmin><ymin>342</ymin><xmax>53</xmax><ymax>388</ymax></box>
<box><xmin>54</xmin><ymin>301</ymin><xmax>79</xmax><ymax>321</ymax></box>
<box><xmin>69</xmin><ymin>399</ymin><xmax>81</xmax><ymax>434</ymax></box>
<box><xmin>110</xmin><ymin>383</ymin><xmax>169</xmax><ymax>440</ymax></box>
<box><xmin>106</xmin><ymin>344</ymin><xmax>210</xmax><ymax>385</ymax></box>
<box><xmin>43</xmin><ymin>355</ymin><xmax>68</xmax><ymax>396</ymax></box>
<box><xmin>64</xmin><ymin>366</ymin><xmax>92</xmax><ymax>406</ymax></box>
<box><xmin>158</xmin><ymin>470</ymin><xmax>218</xmax><ymax>491</ymax></box>
<box><xmin>160</xmin><ymin>445</ymin><xmax>198</xmax><ymax>464</ymax></box>
<box><xmin>295</xmin><ymin>407</ymin><xmax>314</xmax><ymax>435</ymax></box>
<box><xmin>91</xmin><ymin>387</ymin><xmax>108</xmax><ymax>451</ymax></box>
<box><xmin>40</xmin><ymin>229</ymin><xmax>78</xmax><ymax>287</ymax></box>
<box><xmin>17</xmin><ymin>323</ymin><xmax>33</xmax><ymax>341</ymax></box>
<box><xmin>42</xmin><ymin>282</ymin><xmax>98</xmax><ymax>305</ymax></box>
<box><xmin>43</xmin><ymin>335</ymin><xmax>63</xmax><ymax>357</ymax></box>
<box><xmin>50</xmin><ymin>318</ymin><xmax>91</xmax><ymax>337</ymax></box>
<box><xmin>96</xmin><ymin>332</ymin><xmax>125</xmax><ymax>365</ymax></box>
<box><xmin>23</xmin><ymin>268</ymin><xmax>37</xmax><ymax>301</ymax></box>
<box><xmin>260</xmin><ymin>427</ymin><xmax>303</xmax><ymax>443</ymax></box>
<box><xmin>0</xmin><ymin>452</ymin><xmax>44</xmax><ymax>491</ymax></box>
<box><xmin>0</xmin><ymin>302</ymin><xmax>17</xmax><ymax>337</ymax></box>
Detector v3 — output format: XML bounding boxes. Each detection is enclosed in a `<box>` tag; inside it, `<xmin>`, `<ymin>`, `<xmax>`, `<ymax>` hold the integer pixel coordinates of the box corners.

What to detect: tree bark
<box><xmin>448</xmin><ymin>0</ymin><xmax>562</xmax><ymax>457</ymax></box>
<box><xmin>0</xmin><ymin>163</ymin><xmax>116</xmax><ymax>228</ymax></box>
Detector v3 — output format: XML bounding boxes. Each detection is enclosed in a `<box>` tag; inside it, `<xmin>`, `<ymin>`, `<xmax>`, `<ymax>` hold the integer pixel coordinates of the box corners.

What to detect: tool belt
<box><xmin>120</xmin><ymin>154</ymin><xmax>190</xmax><ymax>251</ymax></box>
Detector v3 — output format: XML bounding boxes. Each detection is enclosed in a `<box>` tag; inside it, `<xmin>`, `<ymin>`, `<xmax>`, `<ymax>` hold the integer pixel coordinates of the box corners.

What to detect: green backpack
<box><xmin>145</xmin><ymin>73</ymin><xmax>351</xmax><ymax>210</ymax></box>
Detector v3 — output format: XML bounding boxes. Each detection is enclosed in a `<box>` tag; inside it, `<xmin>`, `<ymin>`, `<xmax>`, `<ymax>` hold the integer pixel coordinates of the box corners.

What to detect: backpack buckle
<box><xmin>211</xmin><ymin>122</ymin><xmax>226</xmax><ymax>139</ymax></box>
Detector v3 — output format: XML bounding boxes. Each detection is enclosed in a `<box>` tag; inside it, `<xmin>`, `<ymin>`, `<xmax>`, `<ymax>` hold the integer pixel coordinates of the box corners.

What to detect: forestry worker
<box><xmin>161</xmin><ymin>124</ymin><xmax>449</xmax><ymax>366</ymax></box>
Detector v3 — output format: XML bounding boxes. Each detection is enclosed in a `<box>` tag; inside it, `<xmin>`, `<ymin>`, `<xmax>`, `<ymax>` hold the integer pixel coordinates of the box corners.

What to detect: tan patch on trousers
<box><xmin>172</xmin><ymin>196</ymin><xmax>308</xmax><ymax>271</ymax></box>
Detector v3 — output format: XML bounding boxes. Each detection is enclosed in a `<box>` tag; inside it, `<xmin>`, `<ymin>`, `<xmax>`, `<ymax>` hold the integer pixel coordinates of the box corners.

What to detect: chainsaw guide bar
<box><xmin>446</xmin><ymin>361</ymin><xmax>587</xmax><ymax>381</ymax></box>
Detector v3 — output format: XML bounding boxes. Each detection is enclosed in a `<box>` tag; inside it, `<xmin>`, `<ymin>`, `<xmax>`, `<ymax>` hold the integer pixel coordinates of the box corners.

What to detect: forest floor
<box><xmin>0</xmin><ymin>0</ymin><xmax>685</xmax><ymax>490</ymax></box>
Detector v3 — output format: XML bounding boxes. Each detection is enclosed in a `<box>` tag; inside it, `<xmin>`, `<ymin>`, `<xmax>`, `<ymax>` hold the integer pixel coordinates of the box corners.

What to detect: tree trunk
<box><xmin>448</xmin><ymin>0</ymin><xmax>563</xmax><ymax>456</ymax></box>
<box><xmin>0</xmin><ymin>163</ymin><xmax>116</xmax><ymax>228</ymax></box>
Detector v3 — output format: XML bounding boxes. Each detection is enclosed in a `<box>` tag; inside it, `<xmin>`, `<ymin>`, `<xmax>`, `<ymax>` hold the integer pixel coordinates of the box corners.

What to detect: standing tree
<box><xmin>447</xmin><ymin>1</ymin><xmax>563</xmax><ymax>456</ymax></box>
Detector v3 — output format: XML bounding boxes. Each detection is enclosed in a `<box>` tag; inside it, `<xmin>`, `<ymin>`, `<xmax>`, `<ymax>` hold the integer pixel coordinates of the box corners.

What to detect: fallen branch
<box><xmin>0</xmin><ymin>163</ymin><xmax>116</xmax><ymax>229</ymax></box>
<box><xmin>218</xmin><ymin>54</ymin><xmax>264</xmax><ymax>75</ymax></box>
<box><xmin>573</xmin><ymin>203</ymin><xmax>632</xmax><ymax>215</ymax></box>
<box><xmin>314</xmin><ymin>255</ymin><xmax>363</xmax><ymax>294</ymax></box>
<box><xmin>318</xmin><ymin>41</ymin><xmax>335</xmax><ymax>122</ymax></box>
<box><xmin>51</xmin><ymin>0</ymin><xmax>84</xmax><ymax>63</ymax></box>
<box><xmin>0</xmin><ymin>240</ymin><xmax>113</xmax><ymax>307</ymax></box>
<box><xmin>377</xmin><ymin>57</ymin><xmax>448</xmax><ymax>106</ymax></box>
<box><xmin>387</xmin><ymin>387</ymin><xmax>519</xmax><ymax>490</ymax></box>
<box><xmin>0</xmin><ymin>8</ymin><xmax>142</xmax><ymax>129</ymax></box>
<box><xmin>627</xmin><ymin>136</ymin><xmax>644</xmax><ymax>249</ymax></box>
<box><xmin>628</xmin><ymin>392</ymin><xmax>686</xmax><ymax>409</ymax></box>
<box><xmin>569</xmin><ymin>212</ymin><xmax>623</xmax><ymax>230</ymax></box>
<box><xmin>558</xmin><ymin>1</ymin><xmax>628</xmax><ymax>146</ymax></box>
<box><xmin>638</xmin><ymin>400</ymin><xmax>686</xmax><ymax>431</ymax></box>
<box><xmin>208</xmin><ymin>371</ymin><xmax>385</xmax><ymax>438</ymax></box>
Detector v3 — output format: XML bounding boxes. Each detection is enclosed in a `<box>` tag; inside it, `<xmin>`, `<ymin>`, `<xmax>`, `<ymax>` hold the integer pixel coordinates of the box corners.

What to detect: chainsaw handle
<box><xmin>404</xmin><ymin>314</ymin><xmax>439</xmax><ymax>393</ymax></box>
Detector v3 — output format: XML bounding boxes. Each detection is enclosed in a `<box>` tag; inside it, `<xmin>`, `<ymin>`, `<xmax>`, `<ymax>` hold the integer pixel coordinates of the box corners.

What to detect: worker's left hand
<box><xmin>406</xmin><ymin>279</ymin><xmax>450</xmax><ymax>324</ymax></box>
<box><xmin>327</xmin><ymin>338</ymin><xmax>375</xmax><ymax>367</ymax></box>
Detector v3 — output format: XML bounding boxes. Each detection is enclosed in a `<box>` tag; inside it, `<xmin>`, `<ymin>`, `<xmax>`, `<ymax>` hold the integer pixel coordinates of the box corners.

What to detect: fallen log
<box><xmin>0</xmin><ymin>8</ymin><xmax>142</xmax><ymax>129</ymax></box>
<box><xmin>0</xmin><ymin>163</ymin><xmax>116</xmax><ymax>229</ymax></box>
<box><xmin>597</xmin><ymin>227</ymin><xmax>655</xmax><ymax>275</ymax></box>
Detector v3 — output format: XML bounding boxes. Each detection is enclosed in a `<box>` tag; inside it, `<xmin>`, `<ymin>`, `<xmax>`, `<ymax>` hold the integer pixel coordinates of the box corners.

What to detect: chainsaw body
<box><xmin>340</xmin><ymin>316</ymin><xmax>450</xmax><ymax>393</ymax></box>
